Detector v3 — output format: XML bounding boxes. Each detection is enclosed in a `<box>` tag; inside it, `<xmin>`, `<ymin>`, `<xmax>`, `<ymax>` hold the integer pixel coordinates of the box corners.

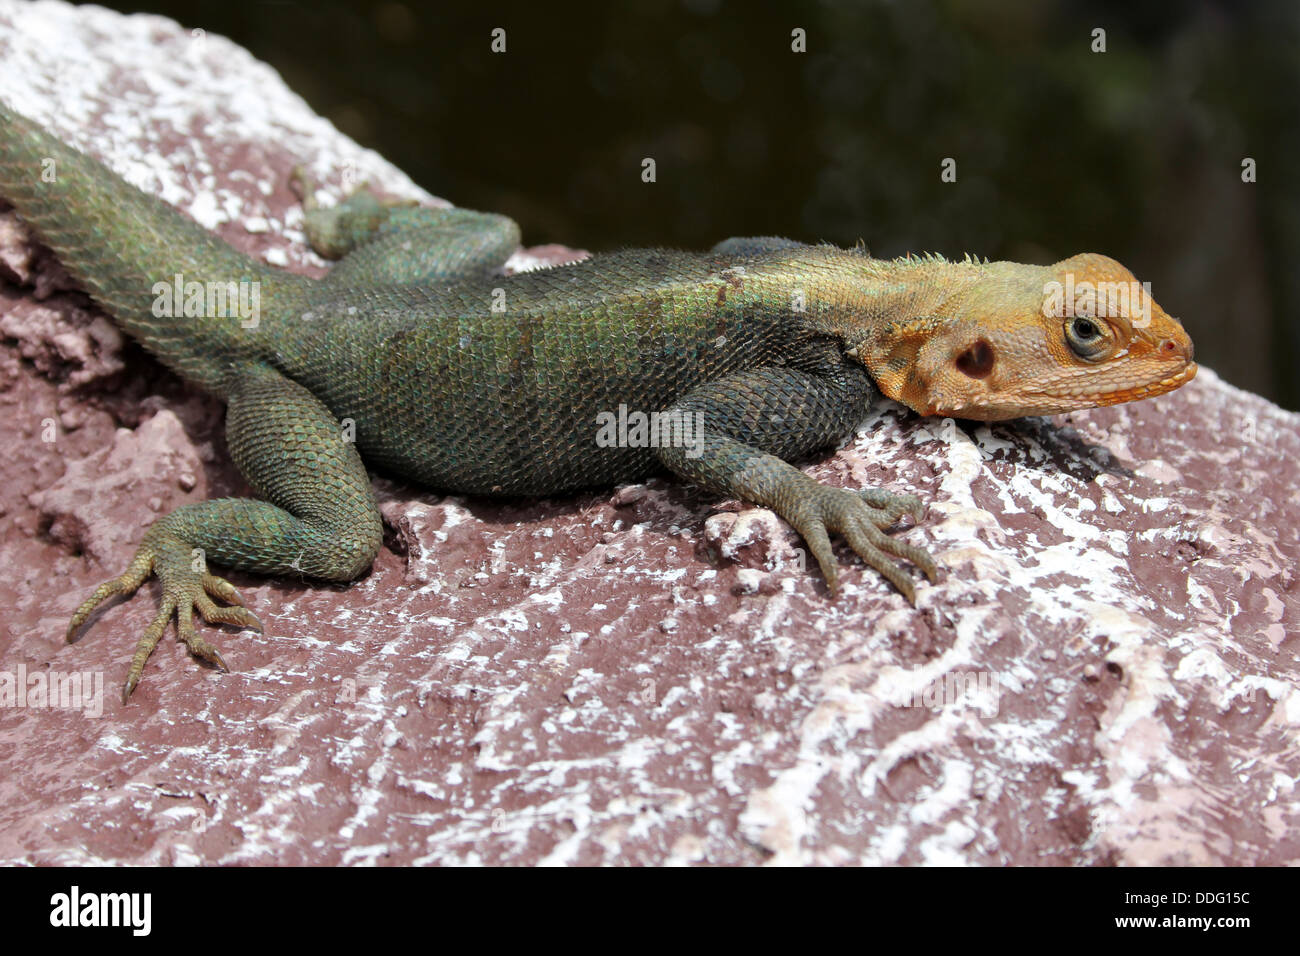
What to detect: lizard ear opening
<box><xmin>955</xmin><ymin>339</ymin><xmax>996</xmax><ymax>379</ymax></box>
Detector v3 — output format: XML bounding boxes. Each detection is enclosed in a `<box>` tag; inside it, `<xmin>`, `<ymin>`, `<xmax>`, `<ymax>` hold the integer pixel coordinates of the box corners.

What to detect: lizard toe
<box><xmin>195</xmin><ymin>593</ymin><xmax>263</xmax><ymax>632</ymax></box>
<box><xmin>176</xmin><ymin>602</ymin><xmax>230</xmax><ymax>673</ymax></box>
<box><xmin>858</xmin><ymin>519</ymin><xmax>939</xmax><ymax>585</ymax></box>
<box><xmin>66</xmin><ymin>551</ymin><xmax>154</xmax><ymax>643</ymax></box>
<box><xmin>201</xmin><ymin>572</ymin><xmax>247</xmax><ymax>607</ymax></box>
<box><xmin>798</xmin><ymin>517</ymin><xmax>841</xmax><ymax>596</ymax></box>
<box><xmin>122</xmin><ymin>596</ymin><xmax>176</xmax><ymax>703</ymax></box>
<box><xmin>841</xmin><ymin>519</ymin><xmax>917</xmax><ymax>604</ymax></box>
<box><xmin>857</xmin><ymin>487</ymin><xmax>924</xmax><ymax>524</ymax></box>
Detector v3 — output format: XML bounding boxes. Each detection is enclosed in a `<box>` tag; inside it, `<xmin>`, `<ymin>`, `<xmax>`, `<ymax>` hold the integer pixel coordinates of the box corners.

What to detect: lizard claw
<box><xmin>288</xmin><ymin>165</ymin><xmax>318</xmax><ymax>208</ymax></box>
<box><xmin>857</xmin><ymin>487</ymin><xmax>925</xmax><ymax>523</ymax></box>
<box><xmin>66</xmin><ymin>531</ymin><xmax>263</xmax><ymax>702</ymax></box>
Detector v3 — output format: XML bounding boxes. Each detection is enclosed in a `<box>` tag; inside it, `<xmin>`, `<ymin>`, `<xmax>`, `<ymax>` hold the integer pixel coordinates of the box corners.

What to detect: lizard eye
<box><xmin>1064</xmin><ymin>316</ymin><xmax>1112</xmax><ymax>361</ymax></box>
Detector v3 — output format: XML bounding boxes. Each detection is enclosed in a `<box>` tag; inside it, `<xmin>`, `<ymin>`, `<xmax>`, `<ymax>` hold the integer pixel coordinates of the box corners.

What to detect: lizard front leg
<box><xmin>655</xmin><ymin>361</ymin><xmax>938</xmax><ymax>599</ymax></box>
<box><xmin>67</xmin><ymin>364</ymin><xmax>383</xmax><ymax>701</ymax></box>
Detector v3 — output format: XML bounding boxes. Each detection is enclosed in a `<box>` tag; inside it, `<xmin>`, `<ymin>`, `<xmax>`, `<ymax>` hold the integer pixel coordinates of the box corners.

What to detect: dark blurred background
<box><xmin>102</xmin><ymin>0</ymin><xmax>1300</xmax><ymax>409</ymax></box>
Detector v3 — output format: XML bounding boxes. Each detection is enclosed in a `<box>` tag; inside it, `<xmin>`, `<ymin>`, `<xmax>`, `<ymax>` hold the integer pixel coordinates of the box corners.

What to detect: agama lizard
<box><xmin>0</xmin><ymin>103</ymin><xmax>1197</xmax><ymax>701</ymax></box>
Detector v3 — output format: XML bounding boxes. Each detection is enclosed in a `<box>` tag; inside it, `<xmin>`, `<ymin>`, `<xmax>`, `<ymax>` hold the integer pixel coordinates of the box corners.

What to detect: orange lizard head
<box><xmin>864</xmin><ymin>253</ymin><xmax>1197</xmax><ymax>421</ymax></box>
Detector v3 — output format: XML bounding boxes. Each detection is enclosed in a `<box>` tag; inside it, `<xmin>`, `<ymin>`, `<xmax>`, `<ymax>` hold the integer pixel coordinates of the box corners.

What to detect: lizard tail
<box><xmin>0</xmin><ymin>100</ymin><xmax>301</xmax><ymax>392</ymax></box>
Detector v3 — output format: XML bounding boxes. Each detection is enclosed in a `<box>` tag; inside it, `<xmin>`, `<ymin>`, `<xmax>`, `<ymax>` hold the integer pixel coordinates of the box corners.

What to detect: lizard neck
<box><xmin>795</xmin><ymin>251</ymin><xmax>991</xmax><ymax>412</ymax></box>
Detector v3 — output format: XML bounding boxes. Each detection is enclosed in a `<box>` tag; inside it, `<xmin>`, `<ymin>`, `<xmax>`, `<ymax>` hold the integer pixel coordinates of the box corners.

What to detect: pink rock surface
<box><xmin>0</xmin><ymin>1</ymin><xmax>1296</xmax><ymax>866</ymax></box>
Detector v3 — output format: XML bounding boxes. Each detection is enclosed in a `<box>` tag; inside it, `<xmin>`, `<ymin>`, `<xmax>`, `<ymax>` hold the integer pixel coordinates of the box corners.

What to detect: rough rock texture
<box><xmin>0</xmin><ymin>1</ymin><xmax>1296</xmax><ymax>866</ymax></box>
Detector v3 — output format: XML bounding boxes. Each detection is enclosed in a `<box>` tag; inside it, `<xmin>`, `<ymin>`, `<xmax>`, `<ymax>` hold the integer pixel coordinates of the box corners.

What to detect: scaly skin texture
<box><xmin>0</xmin><ymin>103</ymin><xmax>1197</xmax><ymax>700</ymax></box>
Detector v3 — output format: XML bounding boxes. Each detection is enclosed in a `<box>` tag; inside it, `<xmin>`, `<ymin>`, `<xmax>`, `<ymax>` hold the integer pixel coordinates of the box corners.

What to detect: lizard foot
<box><xmin>66</xmin><ymin>531</ymin><xmax>263</xmax><ymax>702</ymax></box>
<box><xmin>784</xmin><ymin>482</ymin><xmax>937</xmax><ymax>602</ymax></box>
<box><xmin>289</xmin><ymin>165</ymin><xmax>418</xmax><ymax>260</ymax></box>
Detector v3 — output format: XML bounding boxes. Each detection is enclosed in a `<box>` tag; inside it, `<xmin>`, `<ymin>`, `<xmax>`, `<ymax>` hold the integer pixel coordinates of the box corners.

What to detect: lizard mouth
<box><xmin>1034</xmin><ymin>361</ymin><xmax>1198</xmax><ymax>406</ymax></box>
<box><xmin>924</xmin><ymin>360</ymin><xmax>1199</xmax><ymax>420</ymax></box>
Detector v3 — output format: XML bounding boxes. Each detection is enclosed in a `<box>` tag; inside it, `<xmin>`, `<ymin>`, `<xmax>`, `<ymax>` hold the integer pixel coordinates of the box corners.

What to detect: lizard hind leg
<box><xmin>65</xmin><ymin>363</ymin><xmax>382</xmax><ymax>701</ymax></box>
